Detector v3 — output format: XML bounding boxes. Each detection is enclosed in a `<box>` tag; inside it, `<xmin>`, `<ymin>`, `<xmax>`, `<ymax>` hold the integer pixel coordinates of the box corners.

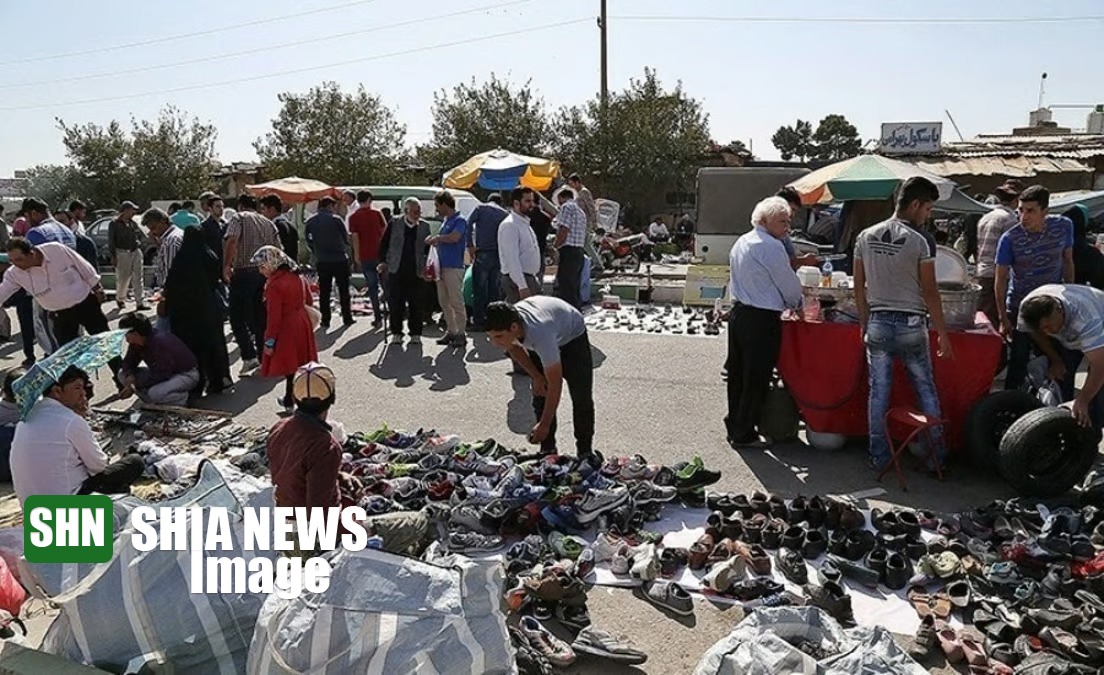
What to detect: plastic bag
<box><xmin>0</xmin><ymin>557</ymin><xmax>25</xmax><ymax>619</ymax></box>
<box><xmin>424</xmin><ymin>247</ymin><xmax>439</xmax><ymax>281</ymax></box>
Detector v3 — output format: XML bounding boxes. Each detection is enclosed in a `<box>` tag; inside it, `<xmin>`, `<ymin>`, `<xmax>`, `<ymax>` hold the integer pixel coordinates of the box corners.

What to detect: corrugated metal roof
<box><xmin>906</xmin><ymin>155</ymin><xmax>1091</xmax><ymax>178</ymax></box>
<box><xmin>941</xmin><ymin>134</ymin><xmax>1104</xmax><ymax>159</ymax></box>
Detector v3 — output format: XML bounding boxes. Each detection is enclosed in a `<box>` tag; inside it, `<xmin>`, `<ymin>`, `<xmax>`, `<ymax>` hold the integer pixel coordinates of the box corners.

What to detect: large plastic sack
<box><xmin>0</xmin><ymin>557</ymin><xmax>25</xmax><ymax>618</ymax></box>
<box><xmin>694</xmin><ymin>606</ymin><xmax>926</xmax><ymax>675</ymax></box>
<box><xmin>247</xmin><ymin>548</ymin><xmax>514</xmax><ymax>675</ymax></box>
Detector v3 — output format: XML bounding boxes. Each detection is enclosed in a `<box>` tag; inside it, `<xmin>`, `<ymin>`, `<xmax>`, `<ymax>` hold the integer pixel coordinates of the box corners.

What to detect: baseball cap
<box><xmin>993</xmin><ymin>180</ymin><xmax>1023</xmax><ymax>200</ymax></box>
<box><xmin>119</xmin><ymin>200</ymin><xmax>140</xmax><ymax>211</ymax></box>
<box><xmin>292</xmin><ymin>362</ymin><xmax>336</xmax><ymax>402</ymax></box>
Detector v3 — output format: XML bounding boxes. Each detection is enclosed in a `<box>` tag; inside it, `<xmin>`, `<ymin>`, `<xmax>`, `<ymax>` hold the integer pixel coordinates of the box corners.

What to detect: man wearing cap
<box><xmin>975</xmin><ymin>180</ymin><xmax>1023</xmax><ymax>326</ymax></box>
<box><xmin>109</xmin><ymin>201</ymin><xmax>148</xmax><ymax>311</ymax></box>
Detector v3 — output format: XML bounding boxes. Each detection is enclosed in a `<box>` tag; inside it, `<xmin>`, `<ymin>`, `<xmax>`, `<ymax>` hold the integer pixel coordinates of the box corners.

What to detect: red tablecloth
<box><xmin>776</xmin><ymin>313</ymin><xmax>1003</xmax><ymax>450</ymax></box>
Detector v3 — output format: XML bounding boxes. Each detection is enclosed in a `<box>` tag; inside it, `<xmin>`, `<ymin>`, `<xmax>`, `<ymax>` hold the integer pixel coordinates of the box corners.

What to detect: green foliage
<box><xmin>20</xmin><ymin>165</ymin><xmax>85</xmax><ymax>210</ymax></box>
<box><xmin>253</xmin><ymin>81</ymin><xmax>407</xmax><ymax>185</ymax></box>
<box><xmin>418</xmin><ymin>75</ymin><xmax>553</xmax><ymax>173</ymax></box>
<box><xmin>553</xmin><ymin>68</ymin><xmax>711</xmax><ymax>225</ymax></box>
<box><xmin>771</xmin><ymin>119</ymin><xmax>814</xmax><ymax>162</ymax></box>
<box><xmin>812</xmin><ymin>114</ymin><xmax>862</xmax><ymax>161</ymax></box>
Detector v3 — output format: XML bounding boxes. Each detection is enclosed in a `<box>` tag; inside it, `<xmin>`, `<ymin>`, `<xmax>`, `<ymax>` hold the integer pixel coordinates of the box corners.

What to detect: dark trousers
<box><xmin>52</xmin><ymin>293</ymin><xmax>123</xmax><ymax>378</ymax></box>
<box><xmin>471</xmin><ymin>250</ymin><xmax>501</xmax><ymax>326</ymax></box>
<box><xmin>316</xmin><ymin>260</ymin><xmax>352</xmax><ymax>325</ymax></box>
<box><xmin>360</xmin><ymin>260</ymin><xmax>383</xmax><ymax>321</ymax></box>
<box><xmin>977</xmin><ymin>277</ymin><xmax>999</xmax><ymax>328</ymax></box>
<box><xmin>725</xmin><ymin>304</ymin><xmax>782</xmax><ymax>441</ymax></box>
<box><xmin>10</xmin><ymin>292</ymin><xmax>34</xmax><ymax>360</ymax></box>
<box><xmin>1005</xmin><ymin>324</ymin><xmax>1034</xmax><ymax>391</ymax></box>
<box><xmin>78</xmin><ymin>455</ymin><xmax>144</xmax><ymax>495</ymax></box>
<box><xmin>555</xmin><ymin>246</ymin><xmax>585</xmax><ymax>308</ymax></box>
<box><xmin>530</xmin><ymin>333</ymin><xmax>595</xmax><ymax>456</ymax></box>
<box><xmin>388</xmin><ymin>275</ymin><xmax>425</xmax><ymax>336</ymax></box>
<box><xmin>229</xmin><ymin>268</ymin><xmax>267</xmax><ymax>361</ymax></box>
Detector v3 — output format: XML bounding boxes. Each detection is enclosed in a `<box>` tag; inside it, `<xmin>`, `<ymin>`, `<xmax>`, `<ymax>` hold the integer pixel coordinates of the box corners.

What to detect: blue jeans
<box><xmin>360</xmin><ymin>260</ymin><xmax>382</xmax><ymax>321</ymax></box>
<box><xmin>865</xmin><ymin>311</ymin><xmax>945</xmax><ymax>465</ymax></box>
<box><xmin>1058</xmin><ymin>347</ymin><xmax>1104</xmax><ymax>429</ymax></box>
<box><xmin>471</xmin><ymin>250</ymin><xmax>501</xmax><ymax>326</ymax></box>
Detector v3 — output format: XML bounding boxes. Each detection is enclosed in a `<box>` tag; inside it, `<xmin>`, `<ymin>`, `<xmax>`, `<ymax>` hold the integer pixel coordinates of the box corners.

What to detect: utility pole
<box><xmin>599</xmin><ymin>0</ymin><xmax>608</xmax><ymax>109</ymax></box>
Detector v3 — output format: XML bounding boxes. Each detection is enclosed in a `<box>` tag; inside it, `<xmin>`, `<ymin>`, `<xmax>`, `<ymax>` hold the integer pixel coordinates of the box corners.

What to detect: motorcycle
<box><xmin>597</xmin><ymin>230</ymin><xmax>650</xmax><ymax>272</ymax></box>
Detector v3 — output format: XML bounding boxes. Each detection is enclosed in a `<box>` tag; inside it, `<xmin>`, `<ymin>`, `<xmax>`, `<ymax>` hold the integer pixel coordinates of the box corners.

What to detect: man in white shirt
<box><xmin>648</xmin><ymin>218</ymin><xmax>670</xmax><ymax>242</ymax></box>
<box><xmin>10</xmin><ymin>366</ymin><xmax>143</xmax><ymax>504</ymax></box>
<box><xmin>0</xmin><ymin>239</ymin><xmax>122</xmax><ymax>379</ymax></box>
<box><xmin>497</xmin><ymin>187</ymin><xmax>543</xmax><ymax>302</ymax></box>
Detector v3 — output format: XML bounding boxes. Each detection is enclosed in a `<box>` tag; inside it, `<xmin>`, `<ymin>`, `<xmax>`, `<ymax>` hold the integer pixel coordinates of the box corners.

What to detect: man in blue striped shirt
<box><xmin>552</xmin><ymin>189</ymin><xmax>588</xmax><ymax>308</ymax></box>
<box><xmin>725</xmin><ymin>196</ymin><xmax>803</xmax><ymax>449</ymax></box>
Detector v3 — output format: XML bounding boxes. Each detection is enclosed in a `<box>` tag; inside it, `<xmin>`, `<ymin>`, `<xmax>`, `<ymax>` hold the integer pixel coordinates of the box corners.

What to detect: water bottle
<box><xmin>366</xmin><ymin>535</ymin><xmax>384</xmax><ymax>550</ymax></box>
<box><xmin>821</xmin><ymin>260</ymin><xmax>833</xmax><ymax>288</ymax></box>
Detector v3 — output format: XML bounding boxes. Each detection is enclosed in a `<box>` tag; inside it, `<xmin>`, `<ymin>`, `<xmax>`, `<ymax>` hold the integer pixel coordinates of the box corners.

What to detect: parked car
<box><xmin>86</xmin><ymin>216</ymin><xmax>158</xmax><ymax>269</ymax></box>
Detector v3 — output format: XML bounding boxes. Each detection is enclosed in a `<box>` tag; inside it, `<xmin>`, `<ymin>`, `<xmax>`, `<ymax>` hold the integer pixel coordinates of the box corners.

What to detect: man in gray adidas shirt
<box><xmin>485</xmin><ymin>297</ymin><xmax>595</xmax><ymax>460</ymax></box>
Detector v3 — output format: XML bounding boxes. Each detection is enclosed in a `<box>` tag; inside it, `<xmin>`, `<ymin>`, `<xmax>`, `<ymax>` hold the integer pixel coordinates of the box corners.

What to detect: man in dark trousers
<box><xmin>553</xmin><ymin>188</ymin><xmax>588</xmax><ymax>307</ymax></box>
<box><xmin>466</xmin><ymin>193</ymin><xmax>508</xmax><ymax>329</ymax></box>
<box><xmin>486</xmin><ymin>298</ymin><xmax>596</xmax><ymax>462</ymax></box>
<box><xmin>725</xmin><ymin>196</ymin><xmax>804</xmax><ymax>449</ymax></box>
<box><xmin>223</xmin><ymin>194</ymin><xmax>282</xmax><ymax>375</ymax></box>
<box><xmin>305</xmin><ymin>196</ymin><xmax>354</xmax><ymax>328</ymax></box>
<box><xmin>378</xmin><ymin>198</ymin><xmax>431</xmax><ymax>345</ymax></box>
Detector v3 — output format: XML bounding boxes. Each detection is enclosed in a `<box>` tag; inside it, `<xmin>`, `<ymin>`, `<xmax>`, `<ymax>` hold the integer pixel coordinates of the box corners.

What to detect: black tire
<box><xmin>964</xmin><ymin>390</ymin><xmax>1043</xmax><ymax>468</ymax></box>
<box><xmin>759</xmin><ymin>387</ymin><xmax>801</xmax><ymax>443</ymax></box>
<box><xmin>998</xmin><ymin>407</ymin><xmax>1102</xmax><ymax>497</ymax></box>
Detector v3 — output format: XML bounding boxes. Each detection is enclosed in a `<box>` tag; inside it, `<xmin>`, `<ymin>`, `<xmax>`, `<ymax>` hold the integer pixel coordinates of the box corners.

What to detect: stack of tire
<box><xmin>966</xmin><ymin>391</ymin><xmax>1102</xmax><ymax>497</ymax></box>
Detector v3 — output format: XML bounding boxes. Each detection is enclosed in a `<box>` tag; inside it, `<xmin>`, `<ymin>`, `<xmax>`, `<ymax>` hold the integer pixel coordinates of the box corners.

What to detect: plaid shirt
<box><xmin>554</xmin><ymin>200</ymin><xmax>588</xmax><ymax>248</ymax></box>
<box><xmin>153</xmin><ymin>226</ymin><xmax>183</xmax><ymax>287</ymax></box>
<box><xmin>976</xmin><ymin>205</ymin><xmax>1018</xmax><ymax>278</ymax></box>
<box><xmin>224</xmin><ymin>211</ymin><xmax>282</xmax><ymax>268</ymax></box>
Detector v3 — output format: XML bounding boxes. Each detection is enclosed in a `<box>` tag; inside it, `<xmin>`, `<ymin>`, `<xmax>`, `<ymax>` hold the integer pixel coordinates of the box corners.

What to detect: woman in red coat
<box><xmin>251</xmin><ymin>246</ymin><xmax>318</xmax><ymax>410</ymax></box>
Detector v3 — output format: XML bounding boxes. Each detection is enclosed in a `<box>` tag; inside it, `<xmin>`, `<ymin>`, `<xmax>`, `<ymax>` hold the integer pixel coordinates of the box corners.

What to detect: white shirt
<box><xmin>11</xmin><ymin>398</ymin><xmax>107</xmax><ymax>504</ymax></box>
<box><xmin>71</xmin><ymin>220</ymin><xmax>86</xmax><ymax>237</ymax></box>
<box><xmin>497</xmin><ymin>211</ymin><xmax>542</xmax><ymax>288</ymax></box>
<box><xmin>648</xmin><ymin>221</ymin><xmax>669</xmax><ymax>239</ymax></box>
<box><xmin>0</xmin><ymin>242</ymin><xmax>100</xmax><ymax>311</ymax></box>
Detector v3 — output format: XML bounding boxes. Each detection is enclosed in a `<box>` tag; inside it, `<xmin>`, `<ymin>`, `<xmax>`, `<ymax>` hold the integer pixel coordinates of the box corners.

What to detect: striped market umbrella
<box><xmin>442</xmin><ymin>149</ymin><xmax>560</xmax><ymax>192</ymax></box>
<box><xmin>788</xmin><ymin>155</ymin><xmax>956</xmax><ymax>205</ymax></box>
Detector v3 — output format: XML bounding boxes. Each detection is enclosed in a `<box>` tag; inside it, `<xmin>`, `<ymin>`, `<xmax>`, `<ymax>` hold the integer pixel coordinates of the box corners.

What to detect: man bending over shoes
<box><xmin>486</xmin><ymin>298</ymin><xmax>596</xmax><ymax>462</ymax></box>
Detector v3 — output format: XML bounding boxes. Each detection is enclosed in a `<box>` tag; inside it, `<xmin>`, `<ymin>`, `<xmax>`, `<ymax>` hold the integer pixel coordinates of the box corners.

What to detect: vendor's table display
<box><xmin>776</xmin><ymin>313</ymin><xmax>1002</xmax><ymax>450</ymax></box>
<box><xmin>584</xmin><ymin>304</ymin><xmax>724</xmax><ymax>336</ymax></box>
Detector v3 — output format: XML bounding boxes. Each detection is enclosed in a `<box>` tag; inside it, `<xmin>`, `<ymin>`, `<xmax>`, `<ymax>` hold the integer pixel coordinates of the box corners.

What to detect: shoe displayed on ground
<box><xmin>777</xmin><ymin>548</ymin><xmax>808</xmax><ymax>585</ymax></box>
<box><xmin>555</xmin><ymin>603</ymin><xmax>591</xmax><ymax>632</ymax></box>
<box><xmin>549</xmin><ymin>531</ymin><xmax>588</xmax><ymax>560</ymax></box>
<box><xmin>629</xmin><ymin>481</ymin><xmax>677</xmax><ymax>505</ymax></box>
<box><xmin>704</xmin><ymin>555</ymin><xmax>747</xmax><ymax>592</ymax></box>
<box><xmin>576</xmin><ymin>487</ymin><xmax>631</xmax><ymax>524</ymax></box>
<box><xmin>909</xmin><ymin>614</ymin><xmax>938</xmax><ymax>661</ymax></box>
<box><xmin>883</xmin><ymin>552</ymin><xmax>911</xmax><ymax>590</ymax></box>
<box><xmin>447</xmin><ymin>530</ymin><xmax>503</xmax><ymax>553</ymax></box>
<box><xmin>510</xmin><ymin>625</ymin><xmax>554</xmax><ymax>675</ymax></box>
<box><xmin>730</xmin><ymin>577</ymin><xmax>784</xmax><ymax>601</ymax></box>
<box><xmin>520</xmin><ymin>616</ymin><xmax>576</xmax><ymax>668</ymax></box>
<box><xmin>640</xmin><ymin>580</ymin><xmax>694</xmax><ymax>616</ymax></box>
<box><xmin>804</xmin><ymin>580</ymin><xmax>855</xmax><ymax>626</ymax></box>
<box><xmin>570</xmin><ymin>626</ymin><xmax>648</xmax><ymax>665</ymax></box>
<box><xmin>587</xmin><ymin>533</ymin><xmax>623</xmax><ymax>563</ymax></box>
<box><xmin>630</xmin><ymin>543</ymin><xmax>660</xmax><ymax>581</ymax></box>
<box><xmin>823</xmin><ymin>554</ymin><xmax>879</xmax><ymax>590</ymax></box>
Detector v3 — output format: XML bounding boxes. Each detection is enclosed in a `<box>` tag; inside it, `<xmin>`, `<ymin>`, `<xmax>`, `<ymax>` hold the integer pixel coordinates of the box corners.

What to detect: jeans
<box><xmin>471</xmin><ymin>250</ymin><xmax>501</xmax><ymax>325</ymax></box>
<box><xmin>865</xmin><ymin>311</ymin><xmax>945</xmax><ymax>465</ymax></box>
<box><xmin>10</xmin><ymin>292</ymin><xmax>34</xmax><ymax>360</ymax></box>
<box><xmin>724</xmin><ymin>305</ymin><xmax>782</xmax><ymax>441</ymax></box>
<box><xmin>1005</xmin><ymin>323</ymin><xmax>1034</xmax><ymax>391</ymax></box>
<box><xmin>229</xmin><ymin>267</ymin><xmax>267</xmax><ymax>362</ymax></box>
<box><xmin>33</xmin><ymin>301</ymin><xmax>58</xmax><ymax>354</ymax></box>
<box><xmin>1056</xmin><ymin>347</ymin><xmax>1104</xmax><ymax>429</ymax></box>
<box><xmin>316</xmin><ymin>260</ymin><xmax>353</xmax><ymax>325</ymax></box>
<box><xmin>555</xmin><ymin>246</ymin><xmax>585</xmax><ymax>308</ymax></box>
<box><xmin>360</xmin><ymin>260</ymin><xmax>382</xmax><ymax>321</ymax></box>
<box><xmin>529</xmin><ymin>333</ymin><xmax>595</xmax><ymax>456</ymax></box>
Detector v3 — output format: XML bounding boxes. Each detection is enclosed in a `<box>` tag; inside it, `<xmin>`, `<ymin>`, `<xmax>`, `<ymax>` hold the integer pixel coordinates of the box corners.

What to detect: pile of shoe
<box><xmin>334</xmin><ymin>425</ymin><xmax>724</xmax><ymax>672</ymax></box>
<box><xmin>903</xmin><ymin>498</ymin><xmax>1104</xmax><ymax>672</ymax></box>
<box><xmin>585</xmin><ymin>304</ymin><xmax>725</xmax><ymax>336</ymax></box>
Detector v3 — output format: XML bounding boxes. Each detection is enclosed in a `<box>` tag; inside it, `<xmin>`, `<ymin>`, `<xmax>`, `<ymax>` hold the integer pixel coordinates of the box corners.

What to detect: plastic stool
<box><xmin>877</xmin><ymin>406</ymin><xmax>946</xmax><ymax>491</ymax></box>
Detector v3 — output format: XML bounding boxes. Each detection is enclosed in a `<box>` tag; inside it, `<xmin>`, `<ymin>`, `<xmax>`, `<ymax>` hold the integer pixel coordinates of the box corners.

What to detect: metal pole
<box><xmin>600</xmin><ymin>0</ymin><xmax>608</xmax><ymax>108</ymax></box>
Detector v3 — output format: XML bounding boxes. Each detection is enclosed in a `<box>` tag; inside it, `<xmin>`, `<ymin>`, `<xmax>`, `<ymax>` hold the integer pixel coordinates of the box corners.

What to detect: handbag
<box><xmin>302</xmin><ymin>277</ymin><xmax>321</xmax><ymax>329</ymax></box>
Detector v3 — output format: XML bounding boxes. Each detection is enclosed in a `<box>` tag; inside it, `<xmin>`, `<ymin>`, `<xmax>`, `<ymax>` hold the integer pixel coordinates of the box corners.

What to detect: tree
<box><xmin>418</xmin><ymin>75</ymin><xmax>553</xmax><ymax>173</ymax></box>
<box><xmin>52</xmin><ymin>107</ymin><xmax>220</xmax><ymax>208</ymax></box>
<box><xmin>128</xmin><ymin>106</ymin><xmax>218</xmax><ymax>205</ymax></box>
<box><xmin>57</xmin><ymin>118</ymin><xmax>133</xmax><ymax>207</ymax></box>
<box><xmin>554</xmin><ymin>68</ymin><xmax>710</xmax><ymax>225</ymax></box>
<box><xmin>254</xmin><ymin>81</ymin><xmax>407</xmax><ymax>185</ymax></box>
<box><xmin>812</xmin><ymin>114</ymin><xmax>862</xmax><ymax>161</ymax></box>
<box><xmin>20</xmin><ymin>164</ymin><xmax>84</xmax><ymax>209</ymax></box>
<box><xmin>771</xmin><ymin>119</ymin><xmax>814</xmax><ymax>162</ymax></box>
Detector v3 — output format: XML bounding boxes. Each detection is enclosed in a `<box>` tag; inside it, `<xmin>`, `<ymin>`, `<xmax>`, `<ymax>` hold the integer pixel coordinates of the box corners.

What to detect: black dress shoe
<box><xmin>768</xmin><ymin>495</ymin><xmax>789</xmax><ymax>521</ymax></box>
<box><xmin>883</xmin><ymin>552</ymin><xmax>911</xmax><ymax>590</ymax></box>
<box><xmin>777</xmin><ymin>547</ymin><xmax>808</xmax><ymax>585</ymax></box>
<box><xmin>788</xmin><ymin>495</ymin><xmax>808</xmax><ymax>525</ymax></box>
<box><xmin>806</xmin><ymin>496</ymin><xmax>827</xmax><ymax>528</ymax></box>
<box><xmin>828</xmin><ymin>529</ymin><xmax>848</xmax><ymax>557</ymax></box>
<box><xmin>866</xmin><ymin>547</ymin><xmax>889</xmax><ymax>577</ymax></box>
<box><xmin>781</xmin><ymin>525</ymin><xmax>806</xmax><ymax>551</ymax></box>
<box><xmin>897</xmin><ymin>511</ymin><xmax>922</xmax><ymax>538</ymax></box>
<box><xmin>825</xmin><ymin>554</ymin><xmax>880</xmax><ymax>588</ymax></box>
<box><xmin>761</xmin><ymin>518</ymin><xmax>785</xmax><ymax>550</ymax></box>
<box><xmin>802</xmin><ymin>529</ymin><xmax>828</xmax><ymax>559</ymax></box>
<box><xmin>845</xmin><ymin>530</ymin><xmax>876</xmax><ymax>561</ymax></box>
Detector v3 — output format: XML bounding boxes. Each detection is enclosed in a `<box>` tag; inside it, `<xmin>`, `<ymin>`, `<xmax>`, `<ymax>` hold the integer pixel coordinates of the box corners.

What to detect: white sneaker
<box><xmin>409</xmin><ymin>335</ymin><xmax>422</xmax><ymax>345</ymax></box>
<box><xmin>239</xmin><ymin>358</ymin><xmax>259</xmax><ymax>376</ymax></box>
<box><xmin>588</xmin><ymin>532</ymin><xmax>623</xmax><ymax>563</ymax></box>
<box><xmin>390</xmin><ymin>334</ymin><xmax>403</xmax><ymax>345</ymax></box>
<box><xmin>630</xmin><ymin>543</ymin><xmax>659</xmax><ymax>581</ymax></box>
<box><xmin>703</xmin><ymin>556</ymin><xmax>746</xmax><ymax>592</ymax></box>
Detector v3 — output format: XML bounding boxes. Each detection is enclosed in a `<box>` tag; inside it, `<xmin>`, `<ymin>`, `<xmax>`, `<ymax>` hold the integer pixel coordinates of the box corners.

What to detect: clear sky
<box><xmin>0</xmin><ymin>0</ymin><xmax>1102</xmax><ymax>175</ymax></box>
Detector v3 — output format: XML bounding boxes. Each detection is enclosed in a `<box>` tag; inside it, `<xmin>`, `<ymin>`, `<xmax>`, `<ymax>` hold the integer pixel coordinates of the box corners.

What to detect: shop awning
<box><xmin>907</xmin><ymin>155</ymin><xmax>1092</xmax><ymax>178</ymax></box>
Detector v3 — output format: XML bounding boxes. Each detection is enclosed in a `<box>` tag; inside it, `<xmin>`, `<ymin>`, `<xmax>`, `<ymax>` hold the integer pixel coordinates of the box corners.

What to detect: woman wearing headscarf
<box><xmin>164</xmin><ymin>227</ymin><xmax>232</xmax><ymax>395</ymax></box>
<box><xmin>252</xmin><ymin>246</ymin><xmax>318</xmax><ymax>410</ymax></box>
<box><xmin>1065</xmin><ymin>204</ymin><xmax>1104</xmax><ymax>290</ymax></box>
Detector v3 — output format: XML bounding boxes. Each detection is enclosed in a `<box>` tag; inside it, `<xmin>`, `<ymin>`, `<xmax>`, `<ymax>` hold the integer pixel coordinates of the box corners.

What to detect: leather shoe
<box><xmin>827</xmin><ymin>529</ymin><xmax>848</xmax><ymax>557</ymax></box>
<box><xmin>884</xmin><ymin>552</ymin><xmax>911</xmax><ymax>590</ymax></box>
<box><xmin>805</xmin><ymin>496</ymin><xmax>827</xmax><ymax>528</ymax></box>
<box><xmin>787</xmin><ymin>495</ymin><xmax>807</xmax><ymax>525</ymax></box>
<box><xmin>845</xmin><ymin>530</ymin><xmax>876</xmax><ymax>561</ymax></box>
<box><xmin>777</xmin><ymin>547</ymin><xmax>808</xmax><ymax>584</ymax></box>
<box><xmin>825</xmin><ymin>554</ymin><xmax>880</xmax><ymax>588</ymax></box>
<box><xmin>761</xmin><ymin>518</ymin><xmax>785</xmax><ymax>550</ymax></box>
<box><xmin>802</xmin><ymin>529</ymin><xmax>828</xmax><ymax>559</ymax></box>
<box><xmin>781</xmin><ymin>525</ymin><xmax>806</xmax><ymax>551</ymax></box>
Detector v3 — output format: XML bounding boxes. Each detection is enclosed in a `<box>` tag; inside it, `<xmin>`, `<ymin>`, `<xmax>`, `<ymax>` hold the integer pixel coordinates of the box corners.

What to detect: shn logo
<box><xmin>23</xmin><ymin>495</ymin><xmax>113</xmax><ymax>564</ymax></box>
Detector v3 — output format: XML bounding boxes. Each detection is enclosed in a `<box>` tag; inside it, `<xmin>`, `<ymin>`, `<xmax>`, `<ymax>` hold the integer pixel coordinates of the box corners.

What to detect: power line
<box><xmin>0</xmin><ymin>0</ymin><xmax>384</xmax><ymax>67</ymax></box>
<box><xmin>0</xmin><ymin>0</ymin><xmax>536</xmax><ymax>89</ymax></box>
<box><xmin>613</xmin><ymin>14</ymin><xmax>1104</xmax><ymax>25</ymax></box>
<box><xmin>0</xmin><ymin>19</ymin><xmax>590</xmax><ymax>112</ymax></box>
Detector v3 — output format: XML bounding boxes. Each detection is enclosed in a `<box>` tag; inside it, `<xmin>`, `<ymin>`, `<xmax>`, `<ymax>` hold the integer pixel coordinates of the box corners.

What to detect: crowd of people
<box><xmin>728</xmin><ymin>176</ymin><xmax>1104</xmax><ymax>474</ymax></box>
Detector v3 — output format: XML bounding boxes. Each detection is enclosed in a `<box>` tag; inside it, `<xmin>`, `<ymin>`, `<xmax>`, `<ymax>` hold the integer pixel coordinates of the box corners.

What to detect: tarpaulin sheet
<box><xmin>247</xmin><ymin>549</ymin><xmax>514</xmax><ymax>675</ymax></box>
<box><xmin>776</xmin><ymin>315</ymin><xmax>1002</xmax><ymax>450</ymax></box>
<box><xmin>693</xmin><ymin>606</ymin><xmax>927</xmax><ymax>675</ymax></box>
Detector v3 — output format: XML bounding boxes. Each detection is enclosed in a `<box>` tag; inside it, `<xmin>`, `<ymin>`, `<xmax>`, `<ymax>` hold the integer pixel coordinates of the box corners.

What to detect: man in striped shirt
<box><xmin>553</xmin><ymin>189</ymin><xmax>588</xmax><ymax>308</ymax></box>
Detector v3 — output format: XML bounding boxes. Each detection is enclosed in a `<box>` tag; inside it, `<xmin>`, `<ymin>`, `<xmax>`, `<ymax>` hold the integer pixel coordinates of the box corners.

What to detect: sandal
<box><xmin>938</xmin><ymin>628</ymin><xmax>964</xmax><ymax>663</ymax></box>
<box><xmin>929</xmin><ymin>592</ymin><xmax>952</xmax><ymax>621</ymax></box>
<box><xmin>907</xmin><ymin>585</ymin><xmax>932</xmax><ymax>618</ymax></box>
<box><xmin>689</xmin><ymin>533</ymin><xmax>714</xmax><ymax>571</ymax></box>
<box><xmin>959</xmin><ymin>634</ymin><xmax>987</xmax><ymax>667</ymax></box>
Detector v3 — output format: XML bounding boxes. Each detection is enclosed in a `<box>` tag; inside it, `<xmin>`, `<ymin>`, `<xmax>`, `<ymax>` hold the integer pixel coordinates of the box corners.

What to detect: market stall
<box><xmin>776</xmin><ymin>313</ymin><xmax>1003</xmax><ymax>450</ymax></box>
